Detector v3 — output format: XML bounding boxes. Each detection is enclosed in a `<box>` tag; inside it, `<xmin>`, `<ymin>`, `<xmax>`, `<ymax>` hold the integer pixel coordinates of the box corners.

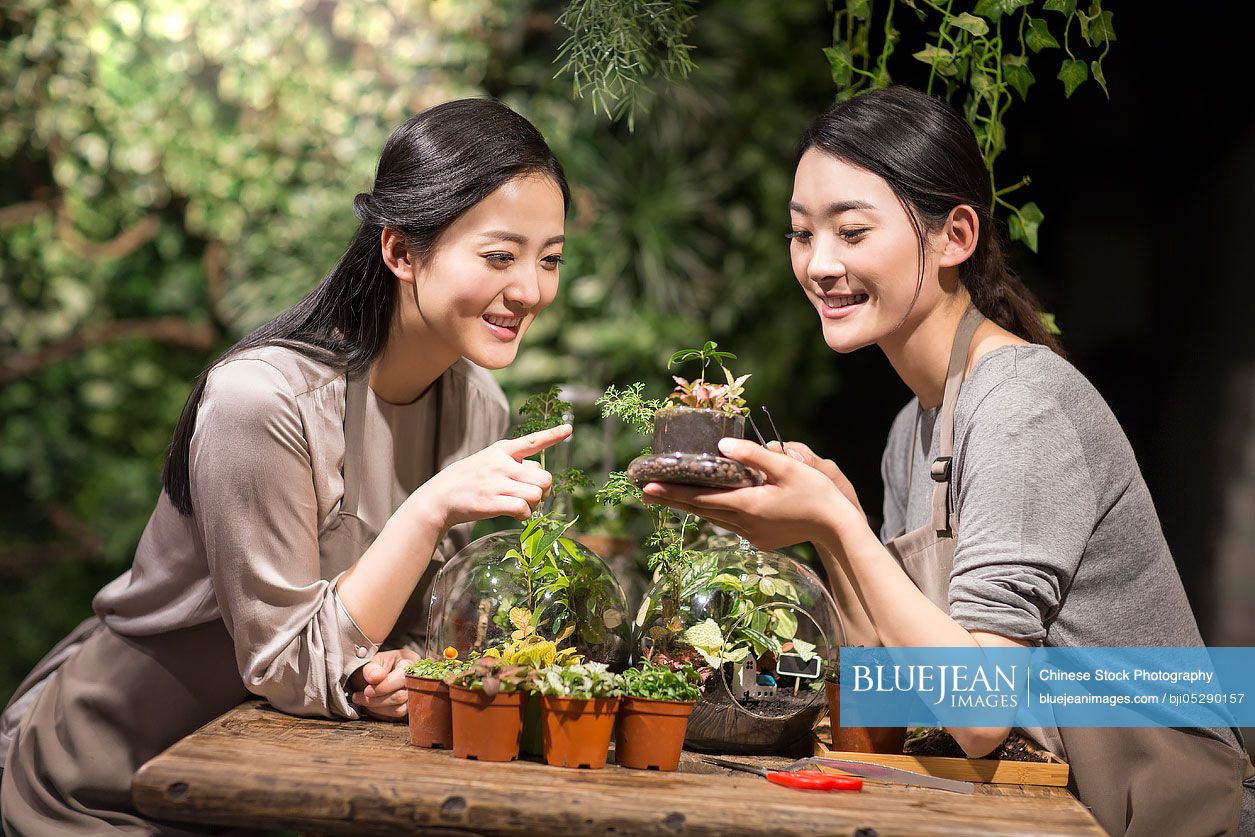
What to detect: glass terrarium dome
<box><xmin>636</xmin><ymin>537</ymin><xmax>846</xmax><ymax>754</ymax></box>
<box><xmin>425</xmin><ymin>524</ymin><xmax>633</xmax><ymax>670</ymax></box>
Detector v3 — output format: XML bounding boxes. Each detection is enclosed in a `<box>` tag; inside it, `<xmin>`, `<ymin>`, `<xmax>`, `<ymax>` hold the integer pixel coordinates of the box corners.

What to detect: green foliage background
<box><xmin>0</xmin><ymin>0</ymin><xmax>840</xmax><ymax>704</ymax></box>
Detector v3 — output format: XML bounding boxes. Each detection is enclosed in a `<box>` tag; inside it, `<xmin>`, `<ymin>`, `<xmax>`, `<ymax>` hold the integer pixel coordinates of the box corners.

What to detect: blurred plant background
<box><xmin>3</xmin><ymin>0</ymin><xmax>1254</xmax><ymax>711</ymax></box>
<box><xmin>0</xmin><ymin>0</ymin><xmax>842</xmax><ymax>701</ymax></box>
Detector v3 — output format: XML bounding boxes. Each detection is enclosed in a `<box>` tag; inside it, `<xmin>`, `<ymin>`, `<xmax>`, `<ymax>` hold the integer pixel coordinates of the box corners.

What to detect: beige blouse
<box><xmin>89</xmin><ymin>345</ymin><xmax>509</xmax><ymax>719</ymax></box>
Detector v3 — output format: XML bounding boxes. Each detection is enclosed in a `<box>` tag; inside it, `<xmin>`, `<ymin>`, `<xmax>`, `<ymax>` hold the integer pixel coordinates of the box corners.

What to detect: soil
<box><xmin>704</xmin><ymin>676</ymin><xmax>825</xmax><ymax>719</ymax></box>
<box><xmin>733</xmin><ymin>691</ymin><xmax>824</xmax><ymax>718</ymax></box>
<box><xmin>903</xmin><ymin>727</ymin><xmax>1056</xmax><ymax>762</ymax></box>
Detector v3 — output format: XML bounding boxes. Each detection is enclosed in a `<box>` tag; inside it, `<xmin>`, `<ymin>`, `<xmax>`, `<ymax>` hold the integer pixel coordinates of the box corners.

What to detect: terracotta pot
<box><xmin>405</xmin><ymin>675</ymin><xmax>453</xmax><ymax>749</ymax></box>
<box><xmin>449</xmin><ymin>685</ymin><xmax>524</xmax><ymax>762</ymax></box>
<box><xmin>826</xmin><ymin>680</ymin><xmax>906</xmax><ymax>754</ymax></box>
<box><xmin>540</xmin><ymin>695</ymin><xmax>620</xmax><ymax>769</ymax></box>
<box><xmin>614</xmin><ymin>696</ymin><xmax>695</xmax><ymax>771</ymax></box>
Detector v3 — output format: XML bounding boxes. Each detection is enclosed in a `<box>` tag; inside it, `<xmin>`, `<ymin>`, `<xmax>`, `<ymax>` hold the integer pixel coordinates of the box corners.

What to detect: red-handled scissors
<box><xmin>701</xmin><ymin>757</ymin><xmax>863</xmax><ymax>791</ymax></box>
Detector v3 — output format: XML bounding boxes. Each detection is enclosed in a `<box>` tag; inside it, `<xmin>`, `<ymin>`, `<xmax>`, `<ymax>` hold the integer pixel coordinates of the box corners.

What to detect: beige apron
<box><xmin>1</xmin><ymin>371</ymin><xmax>443</xmax><ymax>835</ymax></box>
<box><xmin>321</xmin><ymin>373</ymin><xmax>447</xmax><ymax>653</ymax></box>
<box><xmin>862</xmin><ymin>305</ymin><xmax>1254</xmax><ymax>836</ymax></box>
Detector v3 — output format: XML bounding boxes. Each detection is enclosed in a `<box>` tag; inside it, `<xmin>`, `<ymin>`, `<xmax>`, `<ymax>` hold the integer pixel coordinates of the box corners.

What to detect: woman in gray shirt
<box><xmin>1</xmin><ymin>99</ymin><xmax>572</xmax><ymax>834</ymax></box>
<box><xmin>643</xmin><ymin>86</ymin><xmax>1255</xmax><ymax>835</ymax></box>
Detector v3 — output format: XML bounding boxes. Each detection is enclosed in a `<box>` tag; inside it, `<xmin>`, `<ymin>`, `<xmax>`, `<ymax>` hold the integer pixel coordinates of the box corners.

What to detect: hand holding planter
<box><xmin>626</xmin><ymin>342</ymin><xmax>764</xmax><ymax>490</ymax></box>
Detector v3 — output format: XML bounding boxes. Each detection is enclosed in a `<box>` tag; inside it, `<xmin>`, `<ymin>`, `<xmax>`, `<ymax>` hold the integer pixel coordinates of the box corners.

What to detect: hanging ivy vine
<box><xmin>825</xmin><ymin>0</ymin><xmax>1115</xmax><ymax>251</ymax></box>
<box><xmin>555</xmin><ymin>0</ymin><xmax>1116</xmax><ymax>253</ymax></box>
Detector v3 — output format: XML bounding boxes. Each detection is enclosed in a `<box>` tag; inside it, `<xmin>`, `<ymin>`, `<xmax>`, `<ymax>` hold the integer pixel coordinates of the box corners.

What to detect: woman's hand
<box><xmin>349</xmin><ymin>648</ymin><xmax>419</xmax><ymax>721</ymax></box>
<box><xmin>642</xmin><ymin>437</ymin><xmax>868</xmax><ymax>551</ymax></box>
<box><xmin>409</xmin><ymin>423</ymin><xmax>572</xmax><ymax>530</ymax></box>
<box><xmin>765</xmin><ymin>440</ymin><xmax>864</xmax><ymax>515</ymax></box>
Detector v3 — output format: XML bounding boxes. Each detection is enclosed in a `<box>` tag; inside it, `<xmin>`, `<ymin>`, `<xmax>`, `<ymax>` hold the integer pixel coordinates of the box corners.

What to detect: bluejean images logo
<box><xmin>850</xmin><ymin>660</ymin><xmax>1020</xmax><ymax>708</ymax></box>
<box><xmin>839</xmin><ymin>647</ymin><xmax>1253</xmax><ymax>729</ymax></box>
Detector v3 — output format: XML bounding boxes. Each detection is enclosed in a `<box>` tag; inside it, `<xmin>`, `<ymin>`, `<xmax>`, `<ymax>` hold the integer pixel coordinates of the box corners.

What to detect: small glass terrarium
<box><xmin>636</xmin><ymin>537</ymin><xmax>845</xmax><ymax>755</ymax></box>
<box><xmin>425</xmin><ymin>519</ymin><xmax>633</xmax><ymax>670</ymax></box>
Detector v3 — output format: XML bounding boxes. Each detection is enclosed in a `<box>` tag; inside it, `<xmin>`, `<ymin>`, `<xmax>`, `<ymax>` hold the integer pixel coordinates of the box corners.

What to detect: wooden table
<box><xmin>133</xmin><ymin>701</ymin><xmax>1103</xmax><ymax>836</ymax></box>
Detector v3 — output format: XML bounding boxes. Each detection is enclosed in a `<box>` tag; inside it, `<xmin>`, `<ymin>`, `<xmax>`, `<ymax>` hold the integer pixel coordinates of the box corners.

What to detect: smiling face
<box><xmin>788</xmin><ymin>149</ymin><xmax>950</xmax><ymax>354</ymax></box>
<box><xmin>407</xmin><ymin>173</ymin><xmax>566</xmax><ymax>370</ymax></box>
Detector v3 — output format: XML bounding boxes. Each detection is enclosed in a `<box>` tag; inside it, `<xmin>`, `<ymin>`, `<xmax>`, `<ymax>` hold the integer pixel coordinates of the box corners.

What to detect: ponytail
<box><xmin>963</xmin><ymin>219</ymin><xmax>1064</xmax><ymax>354</ymax></box>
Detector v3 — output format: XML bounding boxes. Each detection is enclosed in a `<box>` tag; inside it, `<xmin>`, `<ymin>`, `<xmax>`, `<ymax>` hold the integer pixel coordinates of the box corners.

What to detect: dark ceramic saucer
<box><xmin>627</xmin><ymin>451</ymin><xmax>764</xmax><ymax>490</ymax></box>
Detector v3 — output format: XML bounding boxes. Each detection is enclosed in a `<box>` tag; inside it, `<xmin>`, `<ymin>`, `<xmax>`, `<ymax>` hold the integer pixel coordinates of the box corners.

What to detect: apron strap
<box><xmin>931</xmin><ymin>305</ymin><xmax>985</xmax><ymax>535</ymax></box>
<box><xmin>340</xmin><ymin>372</ymin><xmax>369</xmax><ymax>518</ymax></box>
<box><xmin>430</xmin><ymin>376</ymin><xmax>444</xmax><ymax>470</ymax></box>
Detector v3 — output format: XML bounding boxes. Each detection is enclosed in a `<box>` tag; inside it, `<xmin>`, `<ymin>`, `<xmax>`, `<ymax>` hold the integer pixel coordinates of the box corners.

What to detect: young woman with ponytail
<box><xmin>1</xmin><ymin>98</ymin><xmax>572</xmax><ymax>834</ymax></box>
<box><xmin>643</xmin><ymin>85</ymin><xmax>1254</xmax><ymax>835</ymax></box>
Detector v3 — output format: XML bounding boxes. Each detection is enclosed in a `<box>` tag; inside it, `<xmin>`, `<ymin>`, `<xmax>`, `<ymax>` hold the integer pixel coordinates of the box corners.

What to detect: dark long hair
<box><xmin>162</xmin><ymin>98</ymin><xmax>570</xmax><ymax>515</ymax></box>
<box><xmin>797</xmin><ymin>85</ymin><xmax>1062</xmax><ymax>353</ymax></box>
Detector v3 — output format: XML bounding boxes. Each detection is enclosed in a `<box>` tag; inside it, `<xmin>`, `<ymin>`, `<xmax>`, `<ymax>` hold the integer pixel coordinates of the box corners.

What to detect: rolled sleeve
<box><xmin>190</xmin><ymin>358</ymin><xmax>369</xmax><ymax>719</ymax></box>
<box><xmin>949</xmin><ymin>380</ymin><xmax>1097</xmax><ymax>643</ymax></box>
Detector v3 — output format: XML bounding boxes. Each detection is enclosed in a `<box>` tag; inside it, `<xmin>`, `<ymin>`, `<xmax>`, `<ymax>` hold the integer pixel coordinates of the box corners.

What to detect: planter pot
<box><xmin>685</xmin><ymin>665</ymin><xmax>826</xmax><ymax>756</ymax></box>
<box><xmin>449</xmin><ymin>685</ymin><xmax>524</xmax><ymax>762</ymax></box>
<box><xmin>521</xmin><ymin>691</ymin><xmax>543</xmax><ymax>756</ymax></box>
<box><xmin>627</xmin><ymin>407</ymin><xmax>763</xmax><ymax>490</ymax></box>
<box><xmin>540</xmin><ymin>695</ymin><xmax>620</xmax><ymax>769</ymax></box>
<box><xmin>826</xmin><ymin>680</ymin><xmax>906</xmax><ymax>754</ymax></box>
<box><xmin>614</xmin><ymin>696</ymin><xmax>695</xmax><ymax>771</ymax></box>
<box><xmin>405</xmin><ymin>675</ymin><xmax>453</xmax><ymax>749</ymax></box>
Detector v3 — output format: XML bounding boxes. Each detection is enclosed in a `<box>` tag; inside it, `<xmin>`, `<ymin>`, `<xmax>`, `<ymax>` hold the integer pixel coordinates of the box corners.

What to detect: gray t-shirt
<box><xmin>881</xmin><ymin>344</ymin><xmax>1250</xmax><ymax>771</ymax></box>
<box><xmin>882</xmin><ymin>344</ymin><xmax>1204</xmax><ymax>649</ymax></box>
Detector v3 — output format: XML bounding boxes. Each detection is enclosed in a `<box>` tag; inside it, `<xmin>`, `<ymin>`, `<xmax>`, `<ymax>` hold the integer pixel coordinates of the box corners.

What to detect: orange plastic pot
<box><xmin>540</xmin><ymin>695</ymin><xmax>620</xmax><ymax>769</ymax></box>
<box><xmin>449</xmin><ymin>685</ymin><xmax>524</xmax><ymax>762</ymax></box>
<box><xmin>405</xmin><ymin>675</ymin><xmax>453</xmax><ymax>749</ymax></box>
<box><xmin>826</xmin><ymin>680</ymin><xmax>906</xmax><ymax>754</ymax></box>
<box><xmin>614</xmin><ymin>696</ymin><xmax>695</xmax><ymax>771</ymax></box>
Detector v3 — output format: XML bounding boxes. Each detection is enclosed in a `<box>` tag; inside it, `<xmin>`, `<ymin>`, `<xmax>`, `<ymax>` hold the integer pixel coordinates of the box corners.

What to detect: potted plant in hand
<box><xmin>615</xmin><ymin>660</ymin><xmax>702</xmax><ymax>771</ymax></box>
<box><xmin>445</xmin><ymin>657</ymin><xmax>532</xmax><ymax>762</ymax></box>
<box><xmin>533</xmin><ymin>662</ymin><xmax>623</xmax><ymax>769</ymax></box>
<box><xmin>824</xmin><ymin>654</ymin><xmax>906</xmax><ymax>754</ymax></box>
<box><xmin>626</xmin><ymin>341</ymin><xmax>762</xmax><ymax>489</ymax></box>
<box><xmin>403</xmin><ymin>646</ymin><xmax>470</xmax><ymax>749</ymax></box>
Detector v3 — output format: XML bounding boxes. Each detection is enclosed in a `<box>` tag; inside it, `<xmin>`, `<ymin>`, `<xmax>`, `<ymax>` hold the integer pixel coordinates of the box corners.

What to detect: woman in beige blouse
<box><xmin>0</xmin><ymin>98</ymin><xmax>572</xmax><ymax>834</ymax></box>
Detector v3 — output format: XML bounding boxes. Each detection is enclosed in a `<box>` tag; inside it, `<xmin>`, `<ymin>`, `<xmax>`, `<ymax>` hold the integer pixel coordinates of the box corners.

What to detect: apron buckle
<box><xmin>930</xmin><ymin>456</ymin><xmax>952</xmax><ymax>482</ymax></box>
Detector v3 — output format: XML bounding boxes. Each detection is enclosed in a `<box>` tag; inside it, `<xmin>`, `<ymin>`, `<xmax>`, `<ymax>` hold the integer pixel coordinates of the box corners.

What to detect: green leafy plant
<box><xmin>513</xmin><ymin>385</ymin><xmax>576</xmax><ymax>477</ymax></box>
<box><xmin>445</xmin><ymin>656</ymin><xmax>533</xmax><ymax>698</ymax></box>
<box><xmin>471</xmin><ymin>509</ymin><xmax>626</xmax><ymax>659</ymax></box>
<box><xmin>405</xmin><ymin>649</ymin><xmax>471</xmax><ymax>680</ymax></box>
<box><xmin>555</xmin><ymin>0</ymin><xmax>698</xmax><ymax>129</ymax></box>
<box><xmin>484</xmin><ymin>606</ymin><xmax>583</xmax><ymax>669</ymax></box>
<box><xmin>680</xmin><ymin>618</ymin><xmax>749</xmax><ymax>670</ymax></box>
<box><xmin>669</xmin><ymin>367</ymin><xmax>751</xmax><ymax>416</ymax></box>
<box><xmin>873</xmin><ymin>0</ymin><xmax>1116</xmax><ymax>252</ymax></box>
<box><xmin>621</xmin><ymin>660</ymin><xmax>702</xmax><ymax>702</ymax></box>
<box><xmin>667</xmin><ymin>340</ymin><xmax>737</xmax><ymax>377</ymax></box>
<box><xmin>596</xmin><ymin>383</ymin><xmax>666</xmax><ymax>436</ymax></box>
<box><xmin>698</xmin><ymin>549</ymin><xmax>818</xmax><ymax>665</ymax></box>
<box><xmin>532</xmin><ymin>662</ymin><xmax>624</xmax><ymax>699</ymax></box>
<box><xmin>666</xmin><ymin>341</ymin><xmax>750</xmax><ymax>416</ymax></box>
<box><xmin>636</xmin><ymin>538</ymin><xmax>821</xmax><ymax>678</ymax></box>
<box><xmin>555</xmin><ymin>0</ymin><xmax>1115</xmax><ymax>256</ymax></box>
